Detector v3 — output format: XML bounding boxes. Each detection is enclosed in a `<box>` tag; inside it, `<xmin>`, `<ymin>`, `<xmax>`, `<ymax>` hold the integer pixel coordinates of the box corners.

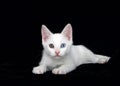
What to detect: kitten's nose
<box><xmin>55</xmin><ymin>50</ymin><xmax>60</xmax><ymax>56</ymax></box>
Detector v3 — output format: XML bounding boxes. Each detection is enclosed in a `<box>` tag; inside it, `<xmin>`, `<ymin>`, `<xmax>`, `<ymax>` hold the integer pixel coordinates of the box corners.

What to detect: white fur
<box><xmin>32</xmin><ymin>23</ymin><xmax>110</xmax><ymax>75</ymax></box>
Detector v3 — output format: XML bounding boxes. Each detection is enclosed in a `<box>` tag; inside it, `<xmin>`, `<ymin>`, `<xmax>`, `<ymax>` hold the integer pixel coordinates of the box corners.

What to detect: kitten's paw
<box><xmin>98</xmin><ymin>56</ymin><xmax>110</xmax><ymax>64</ymax></box>
<box><xmin>32</xmin><ymin>66</ymin><xmax>46</xmax><ymax>74</ymax></box>
<box><xmin>52</xmin><ymin>68</ymin><xmax>67</xmax><ymax>75</ymax></box>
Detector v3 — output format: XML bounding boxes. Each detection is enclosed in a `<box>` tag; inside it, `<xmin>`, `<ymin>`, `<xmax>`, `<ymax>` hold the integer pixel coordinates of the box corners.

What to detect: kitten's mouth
<box><xmin>55</xmin><ymin>53</ymin><xmax>61</xmax><ymax>57</ymax></box>
<box><xmin>55</xmin><ymin>54</ymin><xmax>61</xmax><ymax>57</ymax></box>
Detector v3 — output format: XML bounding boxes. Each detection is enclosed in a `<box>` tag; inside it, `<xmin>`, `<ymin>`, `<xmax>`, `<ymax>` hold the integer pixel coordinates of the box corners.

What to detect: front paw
<box><xmin>32</xmin><ymin>66</ymin><xmax>46</xmax><ymax>74</ymax></box>
<box><xmin>52</xmin><ymin>68</ymin><xmax>67</xmax><ymax>75</ymax></box>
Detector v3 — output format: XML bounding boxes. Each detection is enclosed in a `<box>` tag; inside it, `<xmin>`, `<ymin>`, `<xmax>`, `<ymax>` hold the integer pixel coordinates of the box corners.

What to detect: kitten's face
<box><xmin>41</xmin><ymin>24</ymin><xmax>73</xmax><ymax>59</ymax></box>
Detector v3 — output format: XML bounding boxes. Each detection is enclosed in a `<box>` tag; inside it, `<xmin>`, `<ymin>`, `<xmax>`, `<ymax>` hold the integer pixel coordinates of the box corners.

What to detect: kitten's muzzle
<box><xmin>55</xmin><ymin>51</ymin><xmax>60</xmax><ymax>56</ymax></box>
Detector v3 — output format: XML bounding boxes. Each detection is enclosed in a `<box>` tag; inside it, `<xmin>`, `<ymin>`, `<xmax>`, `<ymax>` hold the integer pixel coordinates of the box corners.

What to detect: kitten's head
<box><xmin>41</xmin><ymin>23</ymin><xmax>73</xmax><ymax>59</ymax></box>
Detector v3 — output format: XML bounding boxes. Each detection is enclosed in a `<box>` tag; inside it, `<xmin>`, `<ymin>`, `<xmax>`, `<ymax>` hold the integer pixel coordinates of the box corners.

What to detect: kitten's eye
<box><xmin>61</xmin><ymin>43</ymin><xmax>66</xmax><ymax>48</ymax></box>
<box><xmin>49</xmin><ymin>44</ymin><xmax>54</xmax><ymax>48</ymax></box>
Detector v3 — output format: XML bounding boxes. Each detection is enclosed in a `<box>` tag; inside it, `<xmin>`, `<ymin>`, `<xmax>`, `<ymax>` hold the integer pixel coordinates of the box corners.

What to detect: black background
<box><xmin>0</xmin><ymin>1</ymin><xmax>120</xmax><ymax>86</ymax></box>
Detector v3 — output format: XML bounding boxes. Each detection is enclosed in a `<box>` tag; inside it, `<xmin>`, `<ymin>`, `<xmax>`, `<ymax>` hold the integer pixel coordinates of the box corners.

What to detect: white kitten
<box><xmin>32</xmin><ymin>23</ymin><xmax>110</xmax><ymax>75</ymax></box>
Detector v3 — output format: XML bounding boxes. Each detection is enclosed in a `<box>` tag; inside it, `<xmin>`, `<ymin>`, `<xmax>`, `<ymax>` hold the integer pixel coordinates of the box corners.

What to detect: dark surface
<box><xmin>0</xmin><ymin>2</ymin><xmax>120</xmax><ymax>86</ymax></box>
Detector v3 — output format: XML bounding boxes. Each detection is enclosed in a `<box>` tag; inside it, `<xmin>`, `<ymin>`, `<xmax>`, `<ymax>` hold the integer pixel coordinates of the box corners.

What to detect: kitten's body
<box><xmin>32</xmin><ymin>24</ymin><xmax>110</xmax><ymax>74</ymax></box>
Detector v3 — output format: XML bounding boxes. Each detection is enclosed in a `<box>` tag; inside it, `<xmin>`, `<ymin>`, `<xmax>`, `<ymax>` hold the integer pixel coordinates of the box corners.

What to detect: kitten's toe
<box><xmin>32</xmin><ymin>66</ymin><xmax>46</xmax><ymax>74</ymax></box>
<box><xmin>98</xmin><ymin>56</ymin><xmax>110</xmax><ymax>64</ymax></box>
<box><xmin>52</xmin><ymin>69</ymin><xmax>58</xmax><ymax>74</ymax></box>
<box><xmin>52</xmin><ymin>68</ymin><xmax>66</xmax><ymax>75</ymax></box>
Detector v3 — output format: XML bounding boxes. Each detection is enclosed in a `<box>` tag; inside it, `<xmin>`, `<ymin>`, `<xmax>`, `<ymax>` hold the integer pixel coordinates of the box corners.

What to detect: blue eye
<box><xmin>61</xmin><ymin>43</ymin><xmax>66</xmax><ymax>48</ymax></box>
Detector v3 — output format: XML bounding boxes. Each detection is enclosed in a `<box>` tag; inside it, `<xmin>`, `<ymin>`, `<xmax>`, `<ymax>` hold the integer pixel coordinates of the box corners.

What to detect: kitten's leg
<box><xmin>87</xmin><ymin>54</ymin><xmax>110</xmax><ymax>64</ymax></box>
<box><xmin>78</xmin><ymin>45</ymin><xmax>110</xmax><ymax>64</ymax></box>
<box><xmin>52</xmin><ymin>64</ymin><xmax>76</xmax><ymax>75</ymax></box>
<box><xmin>32</xmin><ymin>53</ymin><xmax>50</xmax><ymax>74</ymax></box>
<box><xmin>32</xmin><ymin>64</ymin><xmax>47</xmax><ymax>74</ymax></box>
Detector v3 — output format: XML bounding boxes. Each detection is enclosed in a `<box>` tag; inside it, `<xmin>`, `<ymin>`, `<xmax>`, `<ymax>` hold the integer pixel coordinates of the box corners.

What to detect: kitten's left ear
<box><xmin>61</xmin><ymin>23</ymin><xmax>72</xmax><ymax>41</ymax></box>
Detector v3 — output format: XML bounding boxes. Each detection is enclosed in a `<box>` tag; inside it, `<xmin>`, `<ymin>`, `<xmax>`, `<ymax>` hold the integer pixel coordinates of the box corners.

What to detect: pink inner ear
<box><xmin>43</xmin><ymin>33</ymin><xmax>49</xmax><ymax>41</ymax></box>
<box><xmin>65</xmin><ymin>30</ymin><xmax>71</xmax><ymax>40</ymax></box>
<box><xmin>42</xmin><ymin>29</ymin><xmax>50</xmax><ymax>42</ymax></box>
<box><xmin>62</xmin><ymin>24</ymin><xmax>72</xmax><ymax>41</ymax></box>
<box><xmin>63</xmin><ymin>28</ymin><xmax>72</xmax><ymax>41</ymax></box>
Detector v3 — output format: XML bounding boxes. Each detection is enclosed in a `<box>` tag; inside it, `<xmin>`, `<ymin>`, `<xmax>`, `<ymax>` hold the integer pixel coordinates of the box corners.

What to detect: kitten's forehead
<box><xmin>52</xmin><ymin>33</ymin><xmax>64</xmax><ymax>43</ymax></box>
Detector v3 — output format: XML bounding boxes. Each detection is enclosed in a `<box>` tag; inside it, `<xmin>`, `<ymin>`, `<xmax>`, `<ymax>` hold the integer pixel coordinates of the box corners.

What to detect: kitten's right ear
<box><xmin>61</xmin><ymin>23</ymin><xmax>72</xmax><ymax>41</ymax></box>
<box><xmin>41</xmin><ymin>25</ymin><xmax>52</xmax><ymax>42</ymax></box>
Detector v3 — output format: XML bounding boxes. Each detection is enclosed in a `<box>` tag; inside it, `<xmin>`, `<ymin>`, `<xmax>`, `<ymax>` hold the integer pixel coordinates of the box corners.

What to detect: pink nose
<box><xmin>55</xmin><ymin>51</ymin><xmax>60</xmax><ymax>55</ymax></box>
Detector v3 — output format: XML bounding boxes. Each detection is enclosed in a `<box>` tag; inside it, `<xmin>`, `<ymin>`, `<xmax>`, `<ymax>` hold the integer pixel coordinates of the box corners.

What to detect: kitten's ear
<box><xmin>61</xmin><ymin>23</ymin><xmax>72</xmax><ymax>41</ymax></box>
<box><xmin>41</xmin><ymin>25</ymin><xmax>52</xmax><ymax>42</ymax></box>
